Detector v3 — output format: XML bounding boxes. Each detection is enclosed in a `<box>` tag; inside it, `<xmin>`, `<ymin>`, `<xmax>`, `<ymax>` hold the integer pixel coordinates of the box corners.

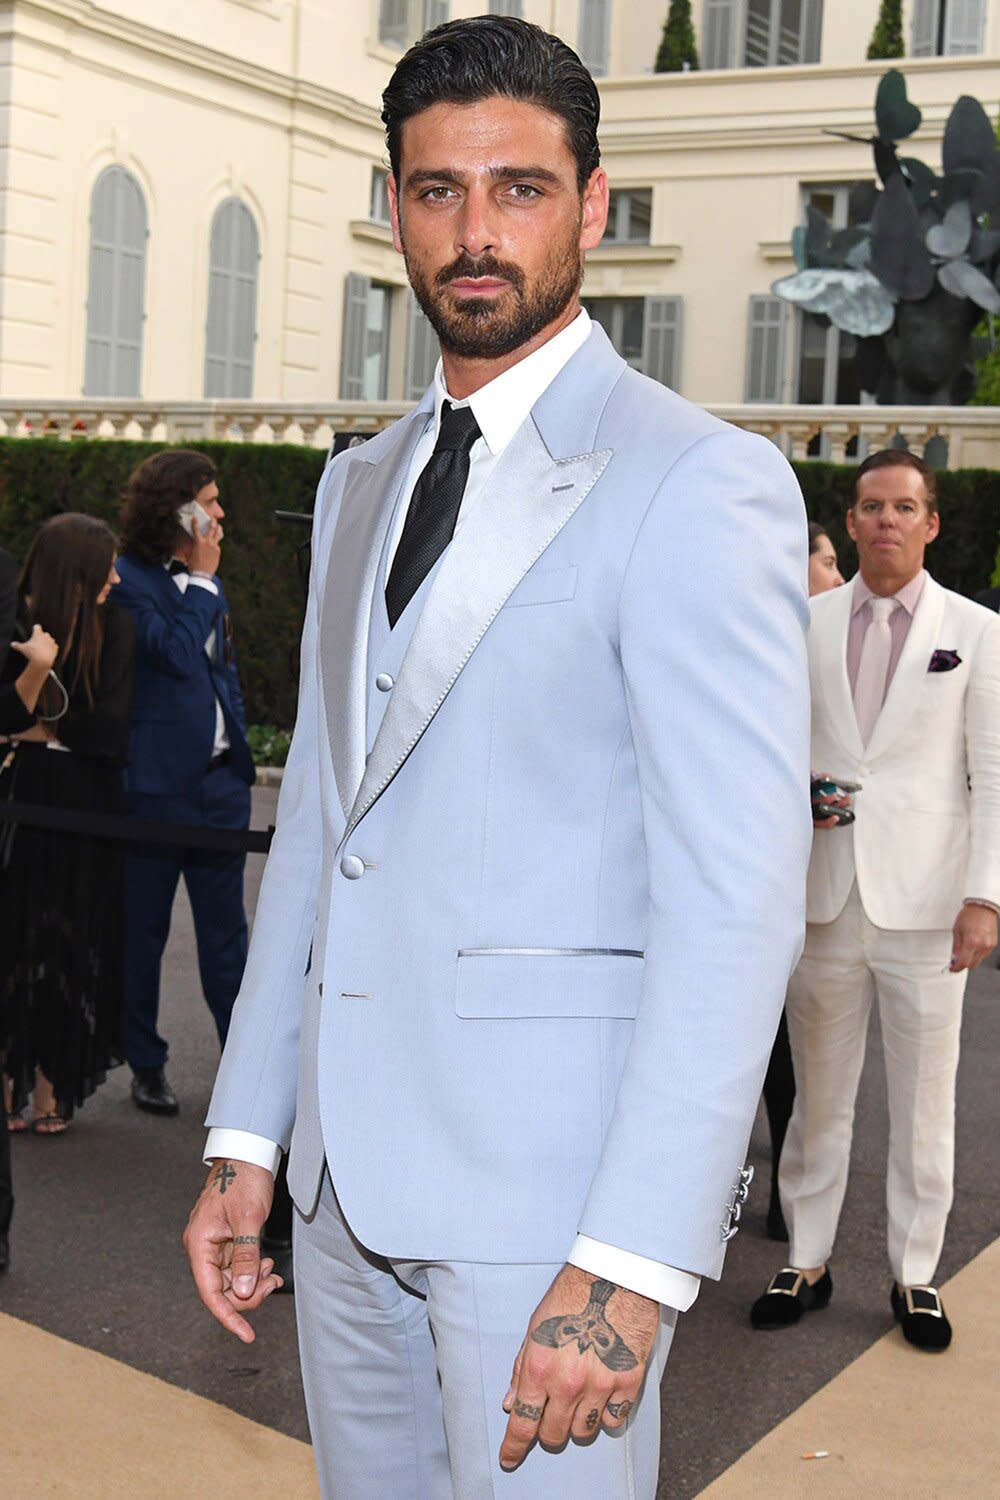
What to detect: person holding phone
<box><xmin>114</xmin><ymin>451</ymin><xmax>255</xmax><ymax>1119</ymax></box>
<box><xmin>751</xmin><ymin>451</ymin><xmax>1000</xmax><ymax>1350</ymax></box>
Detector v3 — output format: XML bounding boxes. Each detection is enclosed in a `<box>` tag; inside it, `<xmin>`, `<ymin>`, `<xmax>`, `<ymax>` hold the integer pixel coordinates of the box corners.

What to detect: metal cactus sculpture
<box><xmin>773</xmin><ymin>71</ymin><xmax>1000</xmax><ymax>404</ymax></box>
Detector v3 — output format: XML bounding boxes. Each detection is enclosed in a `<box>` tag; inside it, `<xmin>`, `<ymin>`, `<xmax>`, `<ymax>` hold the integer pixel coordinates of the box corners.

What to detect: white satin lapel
<box><xmin>865</xmin><ymin>575</ymin><xmax>945</xmax><ymax>758</ymax></box>
<box><xmin>344</xmin><ymin>417</ymin><xmax>611</xmax><ymax>838</ymax></box>
<box><xmin>813</xmin><ymin>585</ymin><xmax>863</xmax><ymax>761</ymax></box>
<box><xmin>319</xmin><ymin>417</ymin><xmax>428</xmax><ymax>819</ymax></box>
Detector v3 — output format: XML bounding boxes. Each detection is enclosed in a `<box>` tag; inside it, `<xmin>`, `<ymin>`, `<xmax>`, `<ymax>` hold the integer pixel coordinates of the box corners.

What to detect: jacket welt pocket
<box><xmin>455</xmin><ymin>948</ymin><xmax>642</xmax><ymax>1019</ymax></box>
<box><xmin>502</xmin><ymin>565</ymin><xmax>578</xmax><ymax>609</ymax></box>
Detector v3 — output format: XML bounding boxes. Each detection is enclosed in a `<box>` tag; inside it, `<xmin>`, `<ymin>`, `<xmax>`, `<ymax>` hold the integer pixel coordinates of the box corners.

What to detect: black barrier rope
<box><xmin>0</xmin><ymin>799</ymin><xmax>274</xmax><ymax>853</ymax></box>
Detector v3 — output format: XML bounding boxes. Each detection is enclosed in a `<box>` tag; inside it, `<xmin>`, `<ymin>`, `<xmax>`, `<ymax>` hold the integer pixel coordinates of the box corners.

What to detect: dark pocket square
<box><xmin>928</xmin><ymin>649</ymin><xmax>961</xmax><ymax>672</ymax></box>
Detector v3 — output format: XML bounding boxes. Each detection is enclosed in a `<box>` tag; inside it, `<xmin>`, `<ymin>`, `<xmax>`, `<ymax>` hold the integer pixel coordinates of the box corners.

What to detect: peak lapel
<box><xmin>813</xmin><ymin>585</ymin><xmax>863</xmax><ymax>761</ymax></box>
<box><xmin>344</xmin><ymin>416</ymin><xmax>611</xmax><ymax>838</ymax></box>
<box><xmin>320</xmin><ymin>412</ymin><xmax>429</xmax><ymax>820</ymax></box>
<box><xmin>865</xmin><ymin>575</ymin><xmax>945</xmax><ymax>759</ymax></box>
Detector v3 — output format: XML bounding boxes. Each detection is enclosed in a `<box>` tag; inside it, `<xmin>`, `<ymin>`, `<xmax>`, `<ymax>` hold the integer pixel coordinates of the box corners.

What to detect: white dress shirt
<box><xmin>206</xmin><ymin>310</ymin><xmax>700</xmax><ymax>1311</ymax></box>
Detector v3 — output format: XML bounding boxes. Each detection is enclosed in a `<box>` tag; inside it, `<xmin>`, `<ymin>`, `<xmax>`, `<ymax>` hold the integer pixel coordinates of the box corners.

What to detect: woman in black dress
<box><xmin>1</xmin><ymin>515</ymin><xmax>135</xmax><ymax>1134</ymax></box>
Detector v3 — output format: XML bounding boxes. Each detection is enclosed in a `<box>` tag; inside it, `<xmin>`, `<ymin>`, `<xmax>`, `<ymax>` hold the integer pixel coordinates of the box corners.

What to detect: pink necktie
<box><xmin>853</xmin><ymin>596</ymin><xmax>897</xmax><ymax>746</ymax></box>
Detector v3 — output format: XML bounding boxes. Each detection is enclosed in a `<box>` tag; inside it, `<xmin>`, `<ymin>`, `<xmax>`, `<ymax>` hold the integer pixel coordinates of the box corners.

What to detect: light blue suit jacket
<box><xmin>207</xmin><ymin>326</ymin><xmax>811</xmax><ymax>1281</ymax></box>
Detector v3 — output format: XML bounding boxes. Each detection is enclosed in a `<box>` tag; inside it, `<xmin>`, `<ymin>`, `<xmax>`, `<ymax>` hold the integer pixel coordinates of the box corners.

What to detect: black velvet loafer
<box><xmin>750</xmin><ymin>1266</ymin><xmax>833</xmax><ymax>1329</ymax></box>
<box><xmin>891</xmin><ymin>1283</ymin><xmax>952</xmax><ymax>1351</ymax></box>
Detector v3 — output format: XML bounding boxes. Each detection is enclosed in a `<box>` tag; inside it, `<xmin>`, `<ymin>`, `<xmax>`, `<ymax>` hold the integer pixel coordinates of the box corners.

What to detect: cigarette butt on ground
<box><xmin>801</xmin><ymin>1450</ymin><xmax>830</xmax><ymax>1460</ymax></box>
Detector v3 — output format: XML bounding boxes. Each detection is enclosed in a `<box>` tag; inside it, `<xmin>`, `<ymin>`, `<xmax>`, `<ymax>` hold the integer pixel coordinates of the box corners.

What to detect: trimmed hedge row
<box><xmin>0</xmin><ymin>438</ymin><xmax>997</xmax><ymax>727</ymax></box>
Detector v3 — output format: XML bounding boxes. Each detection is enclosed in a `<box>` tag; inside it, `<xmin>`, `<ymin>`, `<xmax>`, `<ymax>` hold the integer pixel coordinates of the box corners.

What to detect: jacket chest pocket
<box><xmin>501</xmin><ymin>565</ymin><xmax>578</xmax><ymax>610</ymax></box>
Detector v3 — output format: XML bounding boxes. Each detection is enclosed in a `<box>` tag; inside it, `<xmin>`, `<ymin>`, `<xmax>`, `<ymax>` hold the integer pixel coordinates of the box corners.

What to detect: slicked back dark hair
<box><xmin>853</xmin><ymin>449</ymin><xmax>938</xmax><ymax>515</ymax></box>
<box><xmin>382</xmin><ymin>16</ymin><xmax>601</xmax><ymax>193</ymax></box>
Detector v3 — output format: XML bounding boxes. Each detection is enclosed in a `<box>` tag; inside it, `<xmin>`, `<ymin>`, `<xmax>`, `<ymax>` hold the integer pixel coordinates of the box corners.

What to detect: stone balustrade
<box><xmin>0</xmin><ymin>399</ymin><xmax>997</xmax><ymax>468</ymax></box>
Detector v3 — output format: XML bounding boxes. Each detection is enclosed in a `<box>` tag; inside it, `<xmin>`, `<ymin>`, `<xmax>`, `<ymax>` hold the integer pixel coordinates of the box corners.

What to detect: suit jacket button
<box><xmin>340</xmin><ymin>854</ymin><xmax>365</xmax><ymax>880</ymax></box>
<box><xmin>375</xmin><ymin>673</ymin><xmax>394</xmax><ymax>692</ymax></box>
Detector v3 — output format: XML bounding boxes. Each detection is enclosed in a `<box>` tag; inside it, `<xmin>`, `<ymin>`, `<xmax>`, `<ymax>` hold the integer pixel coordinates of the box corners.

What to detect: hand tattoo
<box><xmin>531</xmin><ymin>1278</ymin><xmax>638</xmax><ymax>1372</ymax></box>
<box><xmin>585</xmin><ymin>1409</ymin><xmax>600</xmax><ymax>1430</ymax></box>
<box><xmin>607</xmin><ymin>1399</ymin><xmax>632</xmax><ymax>1420</ymax></box>
<box><xmin>513</xmin><ymin>1400</ymin><xmax>543</xmax><ymax>1421</ymax></box>
<box><xmin>212</xmin><ymin>1162</ymin><xmax>237</xmax><ymax>1195</ymax></box>
<box><xmin>233</xmin><ymin>1235</ymin><xmax>259</xmax><ymax>1246</ymax></box>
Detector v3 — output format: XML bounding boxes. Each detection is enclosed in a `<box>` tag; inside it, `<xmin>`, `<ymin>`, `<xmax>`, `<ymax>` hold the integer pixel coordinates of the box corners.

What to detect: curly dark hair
<box><xmin>381</xmin><ymin>16</ymin><xmax>601</xmax><ymax>193</ymax></box>
<box><xmin>119</xmin><ymin>449</ymin><xmax>217</xmax><ymax>564</ymax></box>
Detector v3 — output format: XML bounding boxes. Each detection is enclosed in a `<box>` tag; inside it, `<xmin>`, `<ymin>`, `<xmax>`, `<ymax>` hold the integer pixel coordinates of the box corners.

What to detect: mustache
<box><xmin>435</xmin><ymin>253</ymin><xmax>525</xmax><ymax>295</ymax></box>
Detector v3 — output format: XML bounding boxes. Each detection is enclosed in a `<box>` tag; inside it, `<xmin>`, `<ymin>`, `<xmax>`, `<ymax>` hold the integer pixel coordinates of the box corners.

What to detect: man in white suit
<box><xmin>184</xmin><ymin>18</ymin><xmax>811</xmax><ymax>1496</ymax></box>
<box><xmin>752</xmin><ymin>449</ymin><xmax>1000</xmax><ymax>1351</ymax></box>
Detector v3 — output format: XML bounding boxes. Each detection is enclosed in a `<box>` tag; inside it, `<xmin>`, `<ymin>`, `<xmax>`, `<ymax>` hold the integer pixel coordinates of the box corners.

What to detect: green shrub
<box><xmin>246</xmin><ymin>723</ymin><xmax>292</xmax><ymax>767</ymax></box>
<box><xmin>866</xmin><ymin>0</ymin><xmax>903</xmax><ymax>59</ymax></box>
<box><xmin>655</xmin><ymin>0</ymin><xmax>699</xmax><ymax>72</ymax></box>
<box><xmin>0</xmin><ymin>436</ymin><xmax>323</xmax><ymax>728</ymax></box>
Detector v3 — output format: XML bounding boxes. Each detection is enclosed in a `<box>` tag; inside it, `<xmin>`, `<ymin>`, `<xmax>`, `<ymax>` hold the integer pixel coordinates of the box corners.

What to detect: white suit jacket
<box><xmin>806</xmin><ymin>572</ymin><xmax>1000</xmax><ymax>930</ymax></box>
<box><xmin>207</xmin><ymin>326</ymin><xmax>812</xmax><ymax>1281</ymax></box>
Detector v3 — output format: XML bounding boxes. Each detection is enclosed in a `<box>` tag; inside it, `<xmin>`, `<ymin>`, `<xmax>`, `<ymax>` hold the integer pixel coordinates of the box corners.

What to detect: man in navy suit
<box><xmin>115</xmin><ymin>451</ymin><xmax>255</xmax><ymax>1116</ymax></box>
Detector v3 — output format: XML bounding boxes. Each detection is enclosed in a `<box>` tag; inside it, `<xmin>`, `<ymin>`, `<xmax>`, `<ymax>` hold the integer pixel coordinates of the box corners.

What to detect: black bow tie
<box><xmin>168</xmin><ymin>559</ymin><xmax>190</xmax><ymax>576</ymax></box>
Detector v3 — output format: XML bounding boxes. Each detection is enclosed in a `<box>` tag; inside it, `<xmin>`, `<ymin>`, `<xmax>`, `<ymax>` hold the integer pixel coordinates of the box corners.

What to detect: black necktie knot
<box><xmin>435</xmin><ymin>401</ymin><xmax>481</xmax><ymax>454</ymax></box>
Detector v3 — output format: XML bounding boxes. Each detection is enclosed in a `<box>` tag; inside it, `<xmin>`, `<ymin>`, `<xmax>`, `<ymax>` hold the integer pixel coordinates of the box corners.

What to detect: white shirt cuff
<box><xmin>569</xmin><ymin>1234</ymin><xmax>700</xmax><ymax>1312</ymax></box>
<box><xmin>204</xmin><ymin>1128</ymin><xmax>281</xmax><ymax>1176</ymax></box>
<box><xmin>188</xmin><ymin>574</ymin><xmax>219</xmax><ymax>595</ymax></box>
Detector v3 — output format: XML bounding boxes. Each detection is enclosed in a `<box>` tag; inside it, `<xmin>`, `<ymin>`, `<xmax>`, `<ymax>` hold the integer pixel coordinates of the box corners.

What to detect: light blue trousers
<box><xmin>294</xmin><ymin>1172</ymin><xmax>673</xmax><ymax>1500</ymax></box>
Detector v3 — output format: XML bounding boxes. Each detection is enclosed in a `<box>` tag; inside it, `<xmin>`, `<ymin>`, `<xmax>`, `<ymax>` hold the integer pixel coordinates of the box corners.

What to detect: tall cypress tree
<box><xmin>866</xmin><ymin>0</ymin><xmax>904</xmax><ymax>59</ymax></box>
<box><xmin>655</xmin><ymin>0</ymin><xmax>700</xmax><ymax>72</ymax></box>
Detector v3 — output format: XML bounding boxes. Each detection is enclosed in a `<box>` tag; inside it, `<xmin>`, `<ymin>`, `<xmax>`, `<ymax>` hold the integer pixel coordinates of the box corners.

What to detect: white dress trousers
<box><xmin>780</xmin><ymin>881</ymin><xmax>966</xmax><ymax>1286</ymax></box>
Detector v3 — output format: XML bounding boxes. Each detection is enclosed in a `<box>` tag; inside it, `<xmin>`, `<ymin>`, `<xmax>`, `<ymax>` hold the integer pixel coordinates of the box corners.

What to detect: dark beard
<box><xmin>404</xmin><ymin>238</ymin><xmax>583</xmax><ymax>360</ymax></box>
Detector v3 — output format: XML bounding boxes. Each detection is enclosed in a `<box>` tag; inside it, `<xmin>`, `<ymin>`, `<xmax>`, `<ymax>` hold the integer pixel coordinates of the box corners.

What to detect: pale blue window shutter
<box><xmin>488</xmin><ymin>0</ymin><xmax>523</xmax><ymax>13</ymax></box>
<box><xmin>702</xmin><ymin>0</ymin><xmax>739</xmax><ymax>68</ymax></box>
<box><xmin>406</xmin><ymin>295</ymin><xmax>440</xmax><ymax>399</ymax></box>
<box><xmin>341</xmin><ymin>274</ymin><xmax>370</xmax><ymax>399</ymax></box>
<box><xmin>910</xmin><ymin>0</ymin><xmax>940</xmax><ymax>55</ymax></box>
<box><xmin>379</xmin><ymin>0</ymin><xmax>409</xmax><ymax>44</ymax></box>
<box><xmin>643</xmin><ymin>297</ymin><xmax>683</xmax><ymax>391</ymax></box>
<box><xmin>84</xmin><ymin>166</ymin><xmax>147</xmax><ymax>397</ymax></box>
<box><xmin>578</xmin><ymin>0</ymin><xmax>611</xmax><ymax>76</ymax></box>
<box><xmin>423</xmin><ymin>0</ymin><xmax>449</xmax><ymax>28</ymax></box>
<box><xmin>745</xmin><ymin>295</ymin><xmax>787</xmax><ymax>401</ymax></box>
<box><xmin>204</xmin><ymin>199</ymin><xmax>259</xmax><ymax>398</ymax></box>
<box><xmin>943</xmin><ymin>0</ymin><xmax>984</xmax><ymax>53</ymax></box>
<box><xmin>799</xmin><ymin>0</ymin><xmax>823</xmax><ymax>61</ymax></box>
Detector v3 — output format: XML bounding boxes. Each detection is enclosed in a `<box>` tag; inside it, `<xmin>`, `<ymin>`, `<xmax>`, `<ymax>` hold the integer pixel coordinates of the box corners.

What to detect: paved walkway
<box><xmin>1</xmin><ymin>788</ymin><xmax>998</xmax><ymax>1497</ymax></box>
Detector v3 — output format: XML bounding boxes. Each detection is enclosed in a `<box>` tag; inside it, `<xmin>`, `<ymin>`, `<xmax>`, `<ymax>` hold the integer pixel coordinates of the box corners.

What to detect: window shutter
<box><xmin>379</xmin><ymin>0</ymin><xmax>410</xmax><ymax>44</ymax></box>
<box><xmin>799</xmin><ymin>0</ymin><xmax>823</xmax><ymax>61</ymax></box>
<box><xmin>745</xmin><ymin>295</ymin><xmax>787</xmax><ymax>401</ymax></box>
<box><xmin>488</xmin><ymin>0</ymin><xmax>523</xmax><ymax>13</ymax></box>
<box><xmin>84</xmin><ymin>166</ymin><xmax>147</xmax><ymax>398</ymax></box>
<box><xmin>406</xmin><ymin>295</ymin><xmax>440</xmax><ymax>400</ymax></box>
<box><xmin>578</xmin><ymin>0</ymin><xmax>611</xmax><ymax>77</ymax></box>
<box><xmin>910</xmin><ymin>0</ymin><xmax>940</xmax><ymax>55</ymax></box>
<box><xmin>423</xmin><ymin>0</ymin><xmax>449</xmax><ymax>29</ymax></box>
<box><xmin>340</xmin><ymin>273</ymin><xmax>370</xmax><ymax>399</ymax></box>
<box><xmin>642</xmin><ymin>297</ymin><xmax>682</xmax><ymax>391</ymax></box>
<box><xmin>943</xmin><ymin>0</ymin><xmax>984</xmax><ymax>54</ymax></box>
<box><xmin>744</xmin><ymin>0</ymin><xmax>772</xmax><ymax>64</ymax></box>
<box><xmin>204</xmin><ymin>199</ymin><xmax>259</xmax><ymax>399</ymax></box>
<box><xmin>702</xmin><ymin>0</ymin><xmax>739</xmax><ymax>69</ymax></box>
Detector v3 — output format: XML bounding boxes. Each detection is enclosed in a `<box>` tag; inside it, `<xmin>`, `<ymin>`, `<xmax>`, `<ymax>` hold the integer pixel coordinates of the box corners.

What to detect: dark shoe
<box><xmin>0</xmin><ymin>1230</ymin><xmax>9</xmax><ymax>1273</ymax></box>
<box><xmin>750</xmin><ymin>1266</ymin><xmax>833</xmax><ymax>1329</ymax></box>
<box><xmin>131</xmin><ymin>1067</ymin><xmax>179</xmax><ymax>1116</ymax></box>
<box><xmin>261</xmin><ymin>1236</ymin><xmax>294</xmax><ymax>1294</ymax></box>
<box><xmin>891</xmin><ymin>1283</ymin><xmax>952</xmax><ymax>1351</ymax></box>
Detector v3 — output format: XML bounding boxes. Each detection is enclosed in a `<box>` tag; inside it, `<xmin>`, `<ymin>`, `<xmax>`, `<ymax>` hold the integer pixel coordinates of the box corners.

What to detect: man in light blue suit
<box><xmin>185</xmin><ymin>17</ymin><xmax>811</xmax><ymax>1497</ymax></box>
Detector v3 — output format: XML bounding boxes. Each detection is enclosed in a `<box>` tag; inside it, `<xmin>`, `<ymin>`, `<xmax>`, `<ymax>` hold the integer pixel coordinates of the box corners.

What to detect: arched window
<box><xmin>204</xmin><ymin>198</ymin><xmax>259</xmax><ymax>398</ymax></box>
<box><xmin>84</xmin><ymin>166</ymin><xmax>147</xmax><ymax>397</ymax></box>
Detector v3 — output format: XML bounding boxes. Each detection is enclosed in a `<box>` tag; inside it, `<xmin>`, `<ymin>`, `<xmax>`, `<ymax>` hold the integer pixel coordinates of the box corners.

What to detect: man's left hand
<box><xmin>950</xmin><ymin>902</ymin><xmax>999</xmax><ymax>971</ymax></box>
<box><xmin>499</xmin><ymin>1266</ymin><xmax>659</xmax><ymax>1472</ymax></box>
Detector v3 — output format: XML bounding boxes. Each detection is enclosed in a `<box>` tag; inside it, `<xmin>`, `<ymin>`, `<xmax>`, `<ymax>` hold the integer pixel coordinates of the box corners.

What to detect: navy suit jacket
<box><xmin>114</xmin><ymin>554</ymin><xmax>254</xmax><ymax>797</ymax></box>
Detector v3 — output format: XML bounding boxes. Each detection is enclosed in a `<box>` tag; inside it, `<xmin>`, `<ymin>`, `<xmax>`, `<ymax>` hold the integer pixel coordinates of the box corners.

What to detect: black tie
<box><xmin>168</xmin><ymin>559</ymin><xmax>189</xmax><ymax>576</ymax></box>
<box><xmin>385</xmin><ymin>401</ymin><xmax>481</xmax><ymax>628</ymax></box>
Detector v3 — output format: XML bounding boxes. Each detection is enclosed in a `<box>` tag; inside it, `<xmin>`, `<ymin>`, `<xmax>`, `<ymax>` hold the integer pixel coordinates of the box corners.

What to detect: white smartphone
<box><xmin>177</xmin><ymin>500</ymin><xmax>213</xmax><ymax>538</ymax></box>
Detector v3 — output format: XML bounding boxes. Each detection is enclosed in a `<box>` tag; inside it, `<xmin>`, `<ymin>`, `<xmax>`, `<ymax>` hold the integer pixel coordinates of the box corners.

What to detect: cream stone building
<box><xmin>0</xmin><ymin>0</ymin><xmax>998</xmax><ymax>418</ymax></box>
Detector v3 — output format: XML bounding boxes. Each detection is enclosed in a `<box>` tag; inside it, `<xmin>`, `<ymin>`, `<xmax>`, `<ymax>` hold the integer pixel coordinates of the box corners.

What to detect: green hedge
<box><xmin>0</xmin><ymin>437</ymin><xmax>324</xmax><ymax>727</ymax></box>
<box><xmin>1</xmin><ymin>439</ymin><xmax>997</xmax><ymax>728</ymax></box>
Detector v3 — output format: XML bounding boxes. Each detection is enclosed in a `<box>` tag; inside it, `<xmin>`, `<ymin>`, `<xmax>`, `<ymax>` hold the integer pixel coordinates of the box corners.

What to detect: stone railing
<box><xmin>0</xmin><ymin>399</ymin><xmax>997</xmax><ymax>468</ymax></box>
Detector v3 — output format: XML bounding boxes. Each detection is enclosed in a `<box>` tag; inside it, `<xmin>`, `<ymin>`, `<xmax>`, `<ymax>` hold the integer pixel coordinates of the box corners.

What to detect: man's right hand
<box><xmin>189</xmin><ymin>518</ymin><xmax>223</xmax><ymax>578</ymax></box>
<box><xmin>183</xmin><ymin>1159</ymin><xmax>282</xmax><ymax>1343</ymax></box>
